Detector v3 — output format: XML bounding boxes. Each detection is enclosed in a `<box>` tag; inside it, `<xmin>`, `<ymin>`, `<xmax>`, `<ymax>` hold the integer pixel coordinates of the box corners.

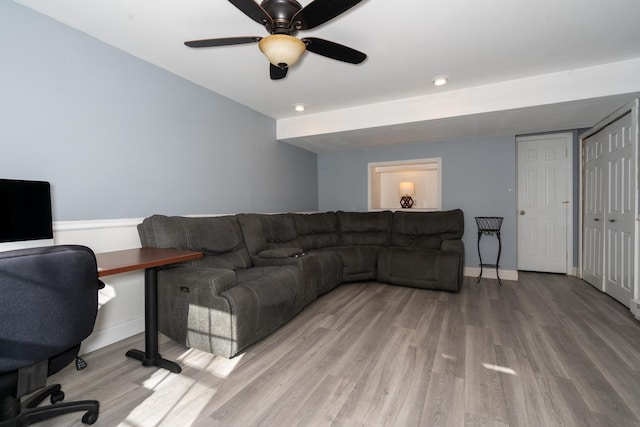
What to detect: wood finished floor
<box><xmin>37</xmin><ymin>273</ymin><xmax>640</xmax><ymax>426</ymax></box>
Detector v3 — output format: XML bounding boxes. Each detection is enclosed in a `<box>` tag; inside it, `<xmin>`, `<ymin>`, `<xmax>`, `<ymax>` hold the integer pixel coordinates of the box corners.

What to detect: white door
<box><xmin>603</xmin><ymin>112</ymin><xmax>634</xmax><ymax>307</ymax></box>
<box><xmin>582</xmin><ymin>133</ymin><xmax>605</xmax><ymax>290</ymax></box>
<box><xmin>517</xmin><ymin>133</ymin><xmax>572</xmax><ymax>273</ymax></box>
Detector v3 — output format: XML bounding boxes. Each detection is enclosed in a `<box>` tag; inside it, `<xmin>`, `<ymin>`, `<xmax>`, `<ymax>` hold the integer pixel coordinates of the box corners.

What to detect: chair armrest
<box><xmin>158</xmin><ymin>267</ymin><xmax>237</xmax><ymax>295</ymax></box>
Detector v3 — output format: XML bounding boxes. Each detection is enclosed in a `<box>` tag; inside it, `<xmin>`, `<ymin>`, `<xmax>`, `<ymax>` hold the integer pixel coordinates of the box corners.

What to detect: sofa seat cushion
<box><xmin>331</xmin><ymin>245</ymin><xmax>383</xmax><ymax>282</ymax></box>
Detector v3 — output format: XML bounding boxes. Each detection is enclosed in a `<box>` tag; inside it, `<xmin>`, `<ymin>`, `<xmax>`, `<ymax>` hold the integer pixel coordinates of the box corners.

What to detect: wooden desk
<box><xmin>96</xmin><ymin>247</ymin><xmax>203</xmax><ymax>373</ymax></box>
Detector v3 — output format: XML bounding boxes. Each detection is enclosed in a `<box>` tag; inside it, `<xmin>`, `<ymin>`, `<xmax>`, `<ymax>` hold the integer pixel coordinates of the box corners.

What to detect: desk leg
<box><xmin>125</xmin><ymin>267</ymin><xmax>182</xmax><ymax>373</ymax></box>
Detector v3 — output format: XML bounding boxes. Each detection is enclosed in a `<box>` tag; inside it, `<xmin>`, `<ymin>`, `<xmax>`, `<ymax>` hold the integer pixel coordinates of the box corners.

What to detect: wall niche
<box><xmin>368</xmin><ymin>158</ymin><xmax>441</xmax><ymax>211</ymax></box>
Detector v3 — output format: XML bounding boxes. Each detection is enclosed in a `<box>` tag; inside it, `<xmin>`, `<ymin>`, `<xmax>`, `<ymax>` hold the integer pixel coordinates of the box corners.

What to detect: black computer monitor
<box><xmin>0</xmin><ymin>179</ymin><xmax>53</xmax><ymax>243</ymax></box>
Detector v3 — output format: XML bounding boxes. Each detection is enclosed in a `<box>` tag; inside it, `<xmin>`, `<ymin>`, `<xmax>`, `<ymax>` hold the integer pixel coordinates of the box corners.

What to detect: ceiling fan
<box><xmin>184</xmin><ymin>0</ymin><xmax>367</xmax><ymax>80</ymax></box>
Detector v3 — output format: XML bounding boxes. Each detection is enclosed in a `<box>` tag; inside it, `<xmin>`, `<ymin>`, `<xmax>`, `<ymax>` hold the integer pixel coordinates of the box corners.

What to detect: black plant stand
<box><xmin>475</xmin><ymin>217</ymin><xmax>503</xmax><ymax>286</ymax></box>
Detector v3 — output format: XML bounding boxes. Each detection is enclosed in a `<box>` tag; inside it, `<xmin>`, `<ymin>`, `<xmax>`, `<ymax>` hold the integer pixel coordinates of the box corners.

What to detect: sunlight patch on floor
<box><xmin>125</xmin><ymin>371</ymin><xmax>216</xmax><ymax>427</ymax></box>
<box><xmin>482</xmin><ymin>363</ymin><xmax>517</xmax><ymax>375</ymax></box>
<box><xmin>177</xmin><ymin>347</ymin><xmax>245</xmax><ymax>379</ymax></box>
<box><xmin>155</xmin><ymin>381</ymin><xmax>216</xmax><ymax>426</ymax></box>
<box><xmin>207</xmin><ymin>352</ymin><xmax>244</xmax><ymax>378</ymax></box>
<box><xmin>141</xmin><ymin>369</ymin><xmax>172</xmax><ymax>390</ymax></box>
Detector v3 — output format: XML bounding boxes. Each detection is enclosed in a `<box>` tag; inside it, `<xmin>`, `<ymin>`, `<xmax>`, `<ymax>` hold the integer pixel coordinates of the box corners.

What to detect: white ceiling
<box><xmin>15</xmin><ymin>0</ymin><xmax>640</xmax><ymax>152</ymax></box>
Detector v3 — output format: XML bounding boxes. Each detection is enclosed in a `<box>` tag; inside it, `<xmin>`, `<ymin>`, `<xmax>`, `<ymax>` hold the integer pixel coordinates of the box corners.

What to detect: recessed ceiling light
<box><xmin>294</xmin><ymin>104</ymin><xmax>305</xmax><ymax>112</ymax></box>
<box><xmin>432</xmin><ymin>75</ymin><xmax>449</xmax><ymax>86</ymax></box>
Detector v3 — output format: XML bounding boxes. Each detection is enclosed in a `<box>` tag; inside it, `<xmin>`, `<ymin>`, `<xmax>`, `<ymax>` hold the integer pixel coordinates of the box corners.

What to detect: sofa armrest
<box><xmin>155</xmin><ymin>266</ymin><xmax>239</xmax><ymax>358</ymax></box>
<box><xmin>159</xmin><ymin>266</ymin><xmax>237</xmax><ymax>295</ymax></box>
<box><xmin>251</xmin><ymin>252</ymin><xmax>319</xmax><ymax>306</ymax></box>
<box><xmin>257</xmin><ymin>247</ymin><xmax>304</xmax><ymax>259</ymax></box>
<box><xmin>252</xmin><ymin>247</ymin><xmax>306</xmax><ymax>267</ymax></box>
<box><xmin>440</xmin><ymin>239</ymin><xmax>465</xmax><ymax>291</ymax></box>
<box><xmin>441</xmin><ymin>239</ymin><xmax>464</xmax><ymax>253</ymax></box>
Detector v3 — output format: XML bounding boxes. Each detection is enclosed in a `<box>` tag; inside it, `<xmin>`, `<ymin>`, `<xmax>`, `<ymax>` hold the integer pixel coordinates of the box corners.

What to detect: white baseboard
<box><xmin>464</xmin><ymin>266</ymin><xmax>519</xmax><ymax>282</ymax></box>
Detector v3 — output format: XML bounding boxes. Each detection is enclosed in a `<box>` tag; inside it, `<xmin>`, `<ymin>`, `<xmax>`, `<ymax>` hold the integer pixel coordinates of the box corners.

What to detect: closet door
<box><xmin>603</xmin><ymin>112</ymin><xmax>634</xmax><ymax>307</ymax></box>
<box><xmin>583</xmin><ymin>134</ymin><xmax>605</xmax><ymax>290</ymax></box>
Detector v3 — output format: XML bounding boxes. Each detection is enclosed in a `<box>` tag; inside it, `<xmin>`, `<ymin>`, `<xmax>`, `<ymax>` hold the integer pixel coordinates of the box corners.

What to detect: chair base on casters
<box><xmin>0</xmin><ymin>384</ymin><xmax>99</xmax><ymax>426</ymax></box>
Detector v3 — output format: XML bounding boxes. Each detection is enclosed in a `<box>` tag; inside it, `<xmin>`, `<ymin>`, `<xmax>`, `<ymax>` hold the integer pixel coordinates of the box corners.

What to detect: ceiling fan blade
<box><xmin>270</xmin><ymin>64</ymin><xmax>288</xmax><ymax>80</ymax></box>
<box><xmin>184</xmin><ymin>36</ymin><xmax>261</xmax><ymax>48</ymax></box>
<box><xmin>228</xmin><ymin>0</ymin><xmax>273</xmax><ymax>26</ymax></box>
<box><xmin>303</xmin><ymin>37</ymin><xmax>366</xmax><ymax>64</ymax></box>
<box><xmin>292</xmin><ymin>0</ymin><xmax>363</xmax><ymax>30</ymax></box>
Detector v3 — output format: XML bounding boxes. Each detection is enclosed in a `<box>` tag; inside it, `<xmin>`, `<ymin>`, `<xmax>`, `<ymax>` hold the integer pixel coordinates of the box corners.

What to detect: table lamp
<box><xmin>399</xmin><ymin>181</ymin><xmax>415</xmax><ymax>208</ymax></box>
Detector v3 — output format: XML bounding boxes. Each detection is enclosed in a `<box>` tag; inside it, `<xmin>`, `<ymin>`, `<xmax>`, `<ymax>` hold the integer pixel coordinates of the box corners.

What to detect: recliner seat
<box><xmin>138</xmin><ymin>215</ymin><xmax>306</xmax><ymax>358</ymax></box>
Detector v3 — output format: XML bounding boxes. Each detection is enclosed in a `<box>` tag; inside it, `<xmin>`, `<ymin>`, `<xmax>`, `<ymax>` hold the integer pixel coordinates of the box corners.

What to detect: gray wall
<box><xmin>318</xmin><ymin>135</ymin><xmax>517</xmax><ymax>269</ymax></box>
<box><xmin>1</xmin><ymin>2</ymin><xmax>318</xmax><ymax>221</ymax></box>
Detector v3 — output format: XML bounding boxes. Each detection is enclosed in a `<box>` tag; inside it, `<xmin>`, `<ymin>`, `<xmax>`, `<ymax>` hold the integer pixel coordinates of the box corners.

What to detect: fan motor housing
<box><xmin>261</xmin><ymin>0</ymin><xmax>302</xmax><ymax>32</ymax></box>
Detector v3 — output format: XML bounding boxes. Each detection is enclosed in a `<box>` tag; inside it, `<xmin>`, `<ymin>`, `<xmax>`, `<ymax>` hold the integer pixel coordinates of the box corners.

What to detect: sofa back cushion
<box><xmin>259</xmin><ymin>214</ymin><xmax>299</xmax><ymax>247</ymax></box>
<box><xmin>237</xmin><ymin>213</ymin><xmax>299</xmax><ymax>256</ymax></box>
<box><xmin>138</xmin><ymin>215</ymin><xmax>252</xmax><ymax>270</ymax></box>
<box><xmin>292</xmin><ymin>212</ymin><xmax>339</xmax><ymax>251</ymax></box>
<box><xmin>337</xmin><ymin>211</ymin><xmax>393</xmax><ymax>246</ymax></box>
<box><xmin>236</xmin><ymin>214</ymin><xmax>267</xmax><ymax>255</ymax></box>
<box><xmin>390</xmin><ymin>209</ymin><xmax>464</xmax><ymax>249</ymax></box>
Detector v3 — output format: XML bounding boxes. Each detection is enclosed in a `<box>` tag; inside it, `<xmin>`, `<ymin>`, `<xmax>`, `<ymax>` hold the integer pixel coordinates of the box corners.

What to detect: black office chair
<box><xmin>0</xmin><ymin>245</ymin><xmax>101</xmax><ymax>426</ymax></box>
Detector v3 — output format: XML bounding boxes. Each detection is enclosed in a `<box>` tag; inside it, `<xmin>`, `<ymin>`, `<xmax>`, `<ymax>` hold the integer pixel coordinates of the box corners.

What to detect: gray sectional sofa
<box><xmin>138</xmin><ymin>209</ymin><xmax>464</xmax><ymax>358</ymax></box>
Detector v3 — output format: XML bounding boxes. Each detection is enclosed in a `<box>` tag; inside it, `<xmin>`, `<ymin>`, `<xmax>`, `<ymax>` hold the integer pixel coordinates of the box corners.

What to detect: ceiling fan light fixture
<box><xmin>259</xmin><ymin>34</ymin><xmax>306</xmax><ymax>67</ymax></box>
<box><xmin>432</xmin><ymin>75</ymin><xmax>449</xmax><ymax>86</ymax></box>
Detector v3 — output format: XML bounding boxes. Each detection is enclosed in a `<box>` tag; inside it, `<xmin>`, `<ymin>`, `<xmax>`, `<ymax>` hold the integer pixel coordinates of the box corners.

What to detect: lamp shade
<box><xmin>258</xmin><ymin>35</ymin><xmax>306</xmax><ymax>67</ymax></box>
<box><xmin>399</xmin><ymin>181</ymin><xmax>415</xmax><ymax>196</ymax></box>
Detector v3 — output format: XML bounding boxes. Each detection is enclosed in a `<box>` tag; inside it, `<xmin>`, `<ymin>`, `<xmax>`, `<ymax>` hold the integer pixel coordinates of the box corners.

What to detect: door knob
<box><xmin>608</xmin><ymin>219</ymin><xmax>616</xmax><ymax>223</ymax></box>
<box><xmin>519</xmin><ymin>210</ymin><xmax>526</xmax><ymax>215</ymax></box>
<box><xmin>594</xmin><ymin>218</ymin><xmax>600</xmax><ymax>221</ymax></box>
